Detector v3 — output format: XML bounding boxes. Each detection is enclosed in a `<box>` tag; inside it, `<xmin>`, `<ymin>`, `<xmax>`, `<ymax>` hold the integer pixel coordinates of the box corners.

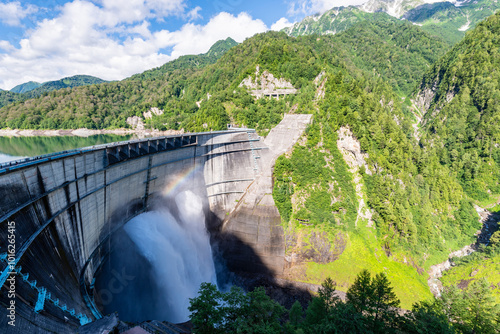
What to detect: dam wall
<box><xmin>0</xmin><ymin>114</ymin><xmax>311</xmax><ymax>333</ymax></box>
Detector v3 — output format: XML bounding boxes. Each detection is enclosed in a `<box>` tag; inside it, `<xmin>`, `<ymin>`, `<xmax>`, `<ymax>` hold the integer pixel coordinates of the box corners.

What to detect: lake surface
<box><xmin>0</xmin><ymin>135</ymin><xmax>133</xmax><ymax>164</ymax></box>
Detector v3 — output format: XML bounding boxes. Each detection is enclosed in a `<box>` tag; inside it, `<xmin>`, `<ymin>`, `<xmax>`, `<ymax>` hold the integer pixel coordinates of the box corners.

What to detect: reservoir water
<box><xmin>0</xmin><ymin>134</ymin><xmax>133</xmax><ymax>163</ymax></box>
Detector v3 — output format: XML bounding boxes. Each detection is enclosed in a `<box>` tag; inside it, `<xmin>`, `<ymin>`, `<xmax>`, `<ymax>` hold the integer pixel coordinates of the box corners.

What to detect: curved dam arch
<box><xmin>0</xmin><ymin>114</ymin><xmax>312</xmax><ymax>333</ymax></box>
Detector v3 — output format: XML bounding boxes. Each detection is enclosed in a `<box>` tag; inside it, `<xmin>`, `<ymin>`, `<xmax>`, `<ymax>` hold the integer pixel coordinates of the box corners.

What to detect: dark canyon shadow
<box><xmin>476</xmin><ymin>209</ymin><xmax>500</xmax><ymax>246</ymax></box>
<box><xmin>207</xmin><ymin>211</ymin><xmax>315</xmax><ymax>311</ymax></box>
<box><xmin>95</xmin><ymin>179</ymin><xmax>314</xmax><ymax>325</ymax></box>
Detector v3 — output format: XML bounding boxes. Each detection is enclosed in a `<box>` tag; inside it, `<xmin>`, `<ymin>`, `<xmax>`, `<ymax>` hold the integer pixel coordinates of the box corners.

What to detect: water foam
<box><xmin>123</xmin><ymin>190</ymin><xmax>217</xmax><ymax>323</ymax></box>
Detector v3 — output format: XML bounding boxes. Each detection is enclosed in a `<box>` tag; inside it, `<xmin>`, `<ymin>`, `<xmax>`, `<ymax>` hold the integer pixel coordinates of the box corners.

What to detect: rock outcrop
<box><xmin>126</xmin><ymin>116</ymin><xmax>145</xmax><ymax>130</ymax></box>
<box><xmin>337</xmin><ymin>126</ymin><xmax>371</xmax><ymax>175</ymax></box>
<box><xmin>239</xmin><ymin>66</ymin><xmax>298</xmax><ymax>99</ymax></box>
<box><xmin>337</xmin><ymin>126</ymin><xmax>374</xmax><ymax>227</ymax></box>
<box><xmin>143</xmin><ymin>107</ymin><xmax>164</xmax><ymax>120</ymax></box>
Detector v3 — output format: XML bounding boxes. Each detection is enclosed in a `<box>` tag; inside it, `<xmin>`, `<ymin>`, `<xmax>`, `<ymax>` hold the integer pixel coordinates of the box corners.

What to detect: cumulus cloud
<box><xmin>0</xmin><ymin>1</ymin><xmax>38</xmax><ymax>26</ymax></box>
<box><xmin>271</xmin><ymin>17</ymin><xmax>294</xmax><ymax>31</ymax></box>
<box><xmin>155</xmin><ymin>12</ymin><xmax>267</xmax><ymax>58</ymax></box>
<box><xmin>0</xmin><ymin>41</ymin><xmax>15</xmax><ymax>52</ymax></box>
<box><xmin>0</xmin><ymin>1</ymin><xmax>269</xmax><ymax>89</ymax></box>
<box><xmin>100</xmin><ymin>0</ymin><xmax>186</xmax><ymax>24</ymax></box>
<box><xmin>288</xmin><ymin>0</ymin><xmax>367</xmax><ymax>16</ymax></box>
<box><xmin>185</xmin><ymin>6</ymin><xmax>202</xmax><ymax>21</ymax></box>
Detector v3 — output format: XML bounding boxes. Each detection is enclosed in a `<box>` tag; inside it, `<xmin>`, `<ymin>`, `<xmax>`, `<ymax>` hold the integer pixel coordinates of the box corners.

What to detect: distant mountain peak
<box><xmin>283</xmin><ymin>0</ymin><xmax>499</xmax><ymax>44</ymax></box>
<box><xmin>360</xmin><ymin>0</ymin><xmax>472</xmax><ymax>18</ymax></box>
<box><xmin>10</xmin><ymin>81</ymin><xmax>42</xmax><ymax>94</ymax></box>
<box><xmin>204</xmin><ymin>37</ymin><xmax>238</xmax><ymax>59</ymax></box>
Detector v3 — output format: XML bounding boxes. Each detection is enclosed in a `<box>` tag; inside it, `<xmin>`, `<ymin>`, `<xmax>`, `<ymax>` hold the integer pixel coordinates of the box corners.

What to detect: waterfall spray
<box><xmin>103</xmin><ymin>190</ymin><xmax>218</xmax><ymax>323</ymax></box>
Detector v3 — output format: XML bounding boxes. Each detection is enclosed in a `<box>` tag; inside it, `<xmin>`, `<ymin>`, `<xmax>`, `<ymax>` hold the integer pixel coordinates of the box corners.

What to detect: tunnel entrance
<box><xmin>93</xmin><ymin>190</ymin><xmax>219</xmax><ymax>324</ymax></box>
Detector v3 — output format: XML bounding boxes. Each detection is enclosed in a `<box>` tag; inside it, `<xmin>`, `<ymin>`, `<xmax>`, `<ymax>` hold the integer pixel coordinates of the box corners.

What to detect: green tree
<box><xmin>304</xmin><ymin>277</ymin><xmax>341</xmax><ymax>329</ymax></box>
<box><xmin>188</xmin><ymin>282</ymin><xmax>224</xmax><ymax>334</ymax></box>
<box><xmin>236</xmin><ymin>287</ymin><xmax>286</xmax><ymax>333</ymax></box>
<box><xmin>490</xmin><ymin>229</ymin><xmax>500</xmax><ymax>248</ymax></box>
<box><xmin>439</xmin><ymin>279</ymin><xmax>500</xmax><ymax>334</ymax></box>
<box><xmin>304</xmin><ymin>277</ymin><xmax>366</xmax><ymax>333</ymax></box>
<box><xmin>189</xmin><ymin>283</ymin><xmax>286</xmax><ymax>334</ymax></box>
<box><xmin>346</xmin><ymin>269</ymin><xmax>374</xmax><ymax>314</ymax></box>
<box><xmin>402</xmin><ymin>301</ymin><xmax>454</xmax><ymax>334</ymax></box>
<box><xmin>346</xmin><ymin>270</ymin><xmax>400</xmax><ymax>333</ymax></box>
<box><xmin>370</xmin><ymin>273</ymin><xmax>400</xmax><ymax>332</ymax></box>
<box><xmin>286</xmin><ymin>300</ymin><xmax>304</xmax><ymax>333</ymax></box>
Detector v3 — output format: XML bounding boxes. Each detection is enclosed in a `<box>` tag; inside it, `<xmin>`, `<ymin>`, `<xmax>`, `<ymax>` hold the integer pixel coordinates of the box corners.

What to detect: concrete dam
<box><xmin>0</xmin><ymin>114</ymin><xmax>312</xmax><ymax>333</ymax></box>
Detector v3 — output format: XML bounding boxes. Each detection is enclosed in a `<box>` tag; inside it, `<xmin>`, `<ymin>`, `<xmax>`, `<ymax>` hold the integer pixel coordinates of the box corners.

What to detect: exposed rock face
<box><xmin>239</xmin><ymin>66</ymin><xmax>298</xmax><ymax>99</ymax></box>
<box><xmin>337</xmin><ymin>126</ymin><xmax>374</xmax><ymax>227</ymax></box>
<box><xmin>474</xmin><ymin>205</ymin><xmax>500</xmax><ymax>245</ymax></box>
<box><xmin>285</xmin><ymin>231</ymin><xmax>346</xmax><ymax>265</ymax></box>
<box><xmin>143</xmin><ymin>107</ymin><xmax>164</xmax><ymax>120</ymax></box>
<box><xmin>414</xmin><ymin>86</ymin><xmax>436</xmax><ymax>115</ymax></box>
<box><xmin>314</xmin><ymin>71</ymin><xmax>327</xmax><ymax>100</ymax></box>
<box><xmin>126</xmin><ymin>116</ymin><xmax>144</xmax><ymax>130</ymax></box>
<box><xmin>283</xmin><ymin>230</ymin><xmax>347</xmax><ymax>282</ymax></box>
<box><xmin>195</xmin><ymin>92</ymin><xmax>211</xmax><ymax>108</ymax></box>
<box><xmin>362</xmin><ymin>0</ymin><xmax>424</xmax><ymax>18</ymax></box>
<box><xmin>337</xmin><ymin>126</ymin><xmax>371</xmax><ymax>175</ymax></box>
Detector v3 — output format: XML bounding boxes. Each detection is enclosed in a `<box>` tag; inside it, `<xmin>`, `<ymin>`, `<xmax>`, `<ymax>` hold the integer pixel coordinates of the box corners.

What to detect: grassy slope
<box><xmin>274</xmin><ymin>72</ymin><xmax>439</xmax><ymax>308</ymax></box>
<box><xmin>441</xmin><ymin>252</ymin><xmax>500</xmax><ymax>304</ymax></box>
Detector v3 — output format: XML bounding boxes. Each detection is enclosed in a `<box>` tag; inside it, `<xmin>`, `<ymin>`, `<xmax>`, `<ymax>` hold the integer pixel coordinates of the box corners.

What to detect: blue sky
<box><xmin>0</xmin><ymin>0</ymin><xmax>366</xmax><ymax>90</ymax></box>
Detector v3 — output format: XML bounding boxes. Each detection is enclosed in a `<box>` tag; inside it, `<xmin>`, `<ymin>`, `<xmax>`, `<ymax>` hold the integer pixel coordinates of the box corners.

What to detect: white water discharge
<box><xmin>124</xmin><ymin>190</ymin><xmax>217</xmax><ymax>323</ymax></box>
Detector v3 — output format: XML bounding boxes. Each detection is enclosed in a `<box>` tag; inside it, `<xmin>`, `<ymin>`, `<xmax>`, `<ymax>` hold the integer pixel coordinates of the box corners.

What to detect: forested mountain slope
<box><xmin>0</xmin><ymin>38</ymin><xmax>238</xmax><ymax>129</ymax></box>
<box><xmin>331</xmin><ymin>14</ymin><xmax>449</xmax><ymax>95</ymax></box>
<box><xmin>10</xmin><ymin>76</ymin><xmax>106</xmax><ymax>95</ymax></box>
<box><xmin>0</xmin><ymin>75</ymin><xmax>106</xmax><ymax>110</ymax></box>
<box><xmin>283</xmin><ymin>7</ymin><xmax>374</xmax><ymax>36</ymax></box>
<box><xmin>10</xmin><ymin>81</ymin><xmax>41</xmax><ymax>93</ymax></box>
<box><xmin>416</xmin><ymin>11</ymin><xmax>500</xmax><ymax>202</ymax></box>
<box><xmin>412</xmin><ymin>11</ymin><xmax>500</xmax><ymax>304</ymax></box>
<box><xmin>22</xmin><ymin>75</ymin><xmax>107</xmax><ymax>99</ymax></box>
<box><xmin>0</xmin><ymin>20</ymin><xmax>447</xmax><ymax>129</ymax></box>
<box><xmin>0</xmin><ymin>90</ymin><xmax>22</xmax><ymax>109</ymax></box>
<box><xmin>128</xmin><ymin>37</ymin><xmax>238</xmax><ymax>81</ymax></box>
<box><xmin>284</xmin><ymin>0</ymin><xmax>500</xmax><ymax>45</ymax></box>
<box><xmin>403</xmin><ymin>0</ymin><xmax>500</xmax><ymax>44</ymax></box>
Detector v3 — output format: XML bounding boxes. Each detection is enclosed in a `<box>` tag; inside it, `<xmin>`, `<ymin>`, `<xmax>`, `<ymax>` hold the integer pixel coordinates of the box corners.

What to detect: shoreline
<box><xmin>0</xmin><ymin>128</ymin><xmax>184</xmax><ymax>138</ymax></box>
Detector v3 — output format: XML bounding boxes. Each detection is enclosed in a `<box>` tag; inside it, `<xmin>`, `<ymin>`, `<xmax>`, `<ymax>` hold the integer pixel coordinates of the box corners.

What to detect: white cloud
<box><xmin>129</xmin><ymin>21</ymin><xmax>153</xmax><ymax>39</ymax></box>
<box><xmin>0</xmin><ymin>40</ymin><xmax>15</xmax><ymax>52</ymax></box>
<box><xmin>288</xmin><ymin>0</ymin><xmax>367</xmax><ymax>16</ymax></box>
<box><xmin>185</xmin><ymin>6</ymin><xmax>202</xmax><ymax>21</ymax></box>
<box><xmin>0</xmin><ymin>1</ymin><xmax>269</xmax><ymax>89</ymax></box>
<box><xmin>155</xmin><ymin>12</ymin><xmax>267</xmax><ymax>58</ymax></box>
<box><xmin>100</xmin><ymin>0</ymin><xmax>185</xmax><ymax>24</ymax></box>
<box><xmin>271</xmin><ymin>17</ymin><xmax>294</xmax><ymax>31</ymax></box>
<box><xmin>0</xmin><ymin>1</ymin><xmax>38</xmax><ymax>26</ymax></box>
<box><xmin>145</xmin><ymin>0</ymin><xmax>186</xmax><ymax>17</ymax></box>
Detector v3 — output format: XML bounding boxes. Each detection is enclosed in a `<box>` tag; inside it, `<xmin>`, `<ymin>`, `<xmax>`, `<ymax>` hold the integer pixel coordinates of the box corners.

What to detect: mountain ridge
<box><xmin>283</xmin><ymin>0</ymin><xmax>500</xmax><ymax>44</ymax></box>
<box><xmin>10</xmin><ymin>81</ymin><xmax>41</xmax><ymax>93</ymax></box>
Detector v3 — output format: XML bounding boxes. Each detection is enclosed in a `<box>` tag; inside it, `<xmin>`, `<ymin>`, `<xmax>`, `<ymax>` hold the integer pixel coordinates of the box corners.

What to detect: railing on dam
<box><xmin>0</xmin><ymin>129</ymin><xmax>253</xmax><ymax>175</ymax></box>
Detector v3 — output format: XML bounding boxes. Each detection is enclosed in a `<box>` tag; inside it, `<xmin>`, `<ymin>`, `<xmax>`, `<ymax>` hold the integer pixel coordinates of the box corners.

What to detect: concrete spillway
<box><xmin>0</xmin><ymin>115</ymin><xmax>312</xmax><ymax>333</ymax></box>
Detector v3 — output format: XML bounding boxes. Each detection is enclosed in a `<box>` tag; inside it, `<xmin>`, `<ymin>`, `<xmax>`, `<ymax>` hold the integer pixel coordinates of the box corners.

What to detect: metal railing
<box><xmin>0</xmin><ymin>129</ymin><xmax>253</xmax><ymax>174</ymax></box>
